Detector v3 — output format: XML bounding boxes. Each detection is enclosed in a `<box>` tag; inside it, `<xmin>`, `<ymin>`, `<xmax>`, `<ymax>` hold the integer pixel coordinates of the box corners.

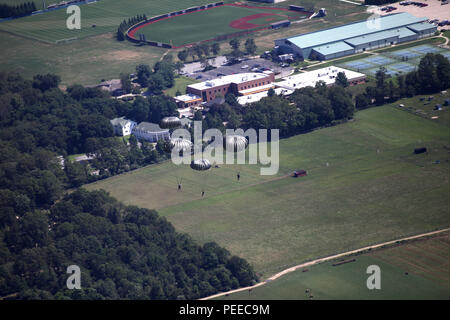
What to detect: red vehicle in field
<box><xmin>292</xmin><ymin>170</ymin><xmax>307</xmax><ymax>177</ymax></box>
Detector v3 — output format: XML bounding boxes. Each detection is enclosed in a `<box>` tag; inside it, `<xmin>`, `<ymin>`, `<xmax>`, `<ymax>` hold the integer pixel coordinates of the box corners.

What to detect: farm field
<box><xmin>86</xmin><ymin>105</ymin><xmax>450</xmax><ymax>277</ymax></box>
<box><xmin>218</xmin><ymin>232</ymin><xmax>450</xmax><ymax>300</ymax></box>
<box><xmin>130</xmin><ymin>4</ymin><xmax>309</xmax><ymax>47</ymax></box>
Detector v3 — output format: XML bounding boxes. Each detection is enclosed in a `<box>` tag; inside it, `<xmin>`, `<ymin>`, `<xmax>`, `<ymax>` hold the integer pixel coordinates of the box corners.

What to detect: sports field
<box><xmin>0</xmin><ymin>0</ymin><xmax>218</xmax><ymax>43</ymax></box>
<box><xmin>129</xmin><ymin>4</ymin><xmax>309</xmax><ymax>47</ymax></box>
<box><xmin>0</xmin><ymin>0</ymin><xmax>368</xmax><ymax>84</ymax></box>
<box><xmin>86</xmin><ymin>105</ymin><xmax>450</xmax><ymax>277</ymax></box>
<box><xmin>218</xmin><ymin>232</ymin><xmax>450</xmax><ymax>300</ymax></box>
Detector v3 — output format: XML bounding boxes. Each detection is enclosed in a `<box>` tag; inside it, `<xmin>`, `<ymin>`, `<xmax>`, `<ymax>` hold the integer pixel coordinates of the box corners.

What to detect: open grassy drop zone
<box><xmin>87</xmin><ymin>105</ymin><xmax>450</xmax><ymax>277</ymax></box>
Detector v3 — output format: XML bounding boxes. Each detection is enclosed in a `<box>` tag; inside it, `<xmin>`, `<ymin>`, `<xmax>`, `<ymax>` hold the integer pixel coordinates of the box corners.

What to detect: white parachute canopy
<box><xmin>190</xmin><ymin>158</ymin><xmax>211</xmax><ymax>171</ymax></box>
<box><xmin>170</xmin><ymin>138</ymin><xmax>192</xmax><ymax>153</ymax></box>
<box><xmin>223</xmin><ymin>135</ymin><xmax>249</xmax><ymax>153</ymax></box>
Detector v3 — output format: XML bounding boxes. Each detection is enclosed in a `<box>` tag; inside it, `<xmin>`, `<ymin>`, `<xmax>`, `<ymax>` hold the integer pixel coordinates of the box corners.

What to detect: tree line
<box><xmin>355</xmin><ymin>53</ymin><xmax>450</xmax><ymax>109</ymax></box>
<box><xmin>0</xmin><ymin>71</ymin><xmax>258</xmax><ymax>299</ymax></box>
<box><xmin>0</xmin><ymin>2</ymin><xmax>36</xmax><ymax>18</ymax></box>
<box><xmin>117</xmin><ymin>14</ymin><xmax>147</xmax><ymax>41</ymax></box>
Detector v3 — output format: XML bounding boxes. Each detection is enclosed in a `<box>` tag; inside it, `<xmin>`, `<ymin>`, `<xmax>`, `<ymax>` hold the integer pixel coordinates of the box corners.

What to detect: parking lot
<box><xmin>181</xmin><ymin>57</ymin><xmax>293</xmax><ymax>82</ymax></box>
<box><xmin>377</xmin><ymin>0</ymin><xmax>450</xmax><ymax>29</ymax></box>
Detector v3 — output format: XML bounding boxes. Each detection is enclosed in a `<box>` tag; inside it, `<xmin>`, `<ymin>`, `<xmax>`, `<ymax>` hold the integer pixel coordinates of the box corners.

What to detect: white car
<box><xmin>241</xmin><ymin>65</ymin><xmax>249</xmax><ymax>69</ymax></box>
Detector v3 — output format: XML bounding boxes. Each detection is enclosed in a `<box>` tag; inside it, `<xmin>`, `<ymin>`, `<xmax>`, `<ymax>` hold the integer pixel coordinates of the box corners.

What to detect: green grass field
<box><xmin>218</xmin><ymin>233</ymin><xmax>450</xmax><ymax>300</ymax></box>
<box><xmin>164</xmin><ymin>76</ymin><xmax>199</xmax><ymax>97</ymax></box>
<box><xmin>394</xmin><ymin>91</ymin><xmax>450</xmax><ymax>127</ymax></box>
<box><xmin>0</xmin><ymin>0</ymin><xmax>368</xmax><ymax>85</ymax></box>
<box><xmin>86</xmin><ymin>104</ymin><xmax>450</xmax><ymax>277</ymax></box>
<box><xmin>132</xmin><ymin>5</ymin><xmax>307</xmax><ymax>47</ymax></box>
<box><xmin>0</xmin><ymin>31</ymin><xmax>166</xmax><ymax>85</ymax></box>
<box><xmin>0</xmin><ymin>0</ymin><xmax>220</xmax><ymax>43</ymax></box>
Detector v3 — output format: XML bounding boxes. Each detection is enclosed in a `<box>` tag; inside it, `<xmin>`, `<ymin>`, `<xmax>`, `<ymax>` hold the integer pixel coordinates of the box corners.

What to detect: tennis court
<box><xmin>363</xmin><ymin>55</ymin><xmax>396</xmax><ymax>66</ymax></box>
<box><xmin>409</xmin><ymin>44</ymin><xmax>443</xmax><ymax>54</ymax></box>
<box><xmin>339</xmin><ymin>43</ymin><xmax>449</xmax><ymax>77</ymax></box>
<box><xmin>388</xmin><ymin>49</ymin><xmax>422</xmax><ymax>60</ymax></box>
<box><xmin>341</xmin><ymin>60</ymin><xmax>375</xmax><ymax>71</ymax></box>
<box><xmin>388</xmin><ymin>62</ymin><xmax>417</xmax><ymax>74</ymax></box>
<box><xmin>364</xmin><ymin>67</ymin><xmax>398</xmax><ymax>77</ymax></box>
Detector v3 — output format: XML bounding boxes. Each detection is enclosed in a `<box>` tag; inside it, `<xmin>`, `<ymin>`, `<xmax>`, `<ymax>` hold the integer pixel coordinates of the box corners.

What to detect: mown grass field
<box><xmin>133</xmin><ymin>5</ymin><xmax>307</xmax><ymax>47</ymax></box>
<box><xmin>0</xmin><ymin>0</ymin><xmax>368</xmax><ymax>85</ymax></box>
<box><xmin>0</xmin><ymin>0</ymin><xmax>219</xmax><ymax>43</ymax></box>
<box><xmin>164</xmin><ymin>76</ymin><xmax>199</xmax><ymax>97</ymax></box>
<box><xmin>0</xmin><ymin>31</ymin><xmax>166</xmax><ymax>85</ymax></box>
<box><xmin>218</xmin><ymin>232</ymin><xmax>450</xmax><ymax>300</ymax></box>
<box><xmin>86</xmin><ymin>105</ymin><xmax>450</xmax><ymax>277</ymax></box>
<box><xmin>394</xmin><ymin>91</ymin><xmax>450</xmax><ymax>127</ymax></box>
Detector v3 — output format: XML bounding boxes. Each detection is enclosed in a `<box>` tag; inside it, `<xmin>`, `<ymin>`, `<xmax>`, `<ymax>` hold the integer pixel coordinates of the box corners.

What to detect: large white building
<box><xmin>275</xmin><ymin>13</ymin><xmax>436</xmax><ymax>61</ymax></box>
<box><xmin>237</xmin><ymin>66</ymin><xmax>365</xmax><ymax>105</ymax></box>
<box><xmin>110</xmin><ymin>117</ymin><xmax>137</xmax><ymax>136</ymax></box>
<box><xmin>132</xmin><ymin>122</ymin><xmax>170</xmax><ymax>143</ymax></box>
<box><xmin>276</xmin><ymin>66</ymin><xmax>366</xmax><ymax>91</ymax></box>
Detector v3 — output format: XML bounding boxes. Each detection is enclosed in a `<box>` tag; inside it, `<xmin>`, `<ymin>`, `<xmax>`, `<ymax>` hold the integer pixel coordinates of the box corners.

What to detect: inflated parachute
<box><xmin>165</xmin><ymin>138</ymin><xmax>192</xmax><ymax>190</ymax></box>
<box><xmin>170</xmin><ymin>138</ymin><xmax>192</xmax><ymax>153</ymax></box>
<box><xmin>223</xmin><ymin>135</ymin><xmax>248</xmax><ymax>153</ymax></box>
<box><xmin>190</xmin><ymin>158</ymin><xmax>211</xmax><ymax>196</ymax></box>
<box><xmin>160</xmin><ymin>116</ymin><xmax>181</xmax><ymax>129</ymax></box>
<box><xmin>190</xmin><ymin>159</ymin><xmax>211</xmax><ymax>171</ymax></box>
<box><xmin>223</xmin><ymin>135</ymin><xmax>248</xmax><ymax>181</ymax></box>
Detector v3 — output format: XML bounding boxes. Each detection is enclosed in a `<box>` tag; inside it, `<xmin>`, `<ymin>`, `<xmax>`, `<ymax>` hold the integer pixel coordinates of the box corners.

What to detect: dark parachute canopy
<box><xmin>223</xmin><ymin>135</ymin><xmax>248</xmax><ymax>153</ymax></box>
<box><xmin>160</xmin><ymin>116</ymin><xmax>181</xmax><ymax>129</ymax></box>
<box><xmin>190</xmin><ymin>159</ymin><xmax>211</xmax><ymax>171</ymax></box>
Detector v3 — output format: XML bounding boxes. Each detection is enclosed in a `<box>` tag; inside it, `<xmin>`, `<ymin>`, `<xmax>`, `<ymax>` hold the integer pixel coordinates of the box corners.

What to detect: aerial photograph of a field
<box><xmin>0</xmin><ymin>0</ymin><xmax>449</xmax><ymax>314</ymax></box>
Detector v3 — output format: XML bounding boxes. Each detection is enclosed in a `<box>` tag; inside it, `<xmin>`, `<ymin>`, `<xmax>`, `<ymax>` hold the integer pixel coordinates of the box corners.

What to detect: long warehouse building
<box><xmin>275</xmin><ymin>12</ymin><xmax>436</xmax><ymax>61</ymax></box>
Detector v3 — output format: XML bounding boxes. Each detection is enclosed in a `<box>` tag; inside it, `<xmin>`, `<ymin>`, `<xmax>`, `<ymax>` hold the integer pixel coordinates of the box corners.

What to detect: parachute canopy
<box><xmin>160</xmin><ymin>116</ymin><xmax>181</xmax><ymax>129</ymax></box>
<box><xmin>223</xmin><ymin>135</ymin><xmax>248</xmax><ymax>153</ymax></box>
<box><xmin>170</xmin><ymin>138</ymin><xmax>192</xmax><ymax>153</ymax></box>
<box><xmin>190</xmin><ymin>159</ymin><xmax>211</xmax><ymax>171</ymax></box>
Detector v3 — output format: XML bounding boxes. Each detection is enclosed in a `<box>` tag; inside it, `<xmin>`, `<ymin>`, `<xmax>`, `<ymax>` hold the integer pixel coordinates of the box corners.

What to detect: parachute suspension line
<box><xmin>223</xmin><ymin>134</ymin><xmax>248</xmax><ymax>182</ymax></box>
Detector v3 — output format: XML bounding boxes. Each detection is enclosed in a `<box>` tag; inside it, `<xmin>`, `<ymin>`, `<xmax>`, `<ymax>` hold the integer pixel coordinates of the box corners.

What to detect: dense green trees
<box><xmin>0</xmin><ymin>189</ymin><xmax>258</xmax><ymax>299</ymax></box>
<box><xmin>355</xmin><ymin>53</ymin><xmax>450</xmax><ymax>109</ymax></box>
<box><xmin>239</xmin><ymin>81</ymin><xmax>354</xmax><ymax>137</ymax></box>
<box><xmin>0</xmin><ymin>71</ymin><xmax>258</xmax><ymax>299</ymax></box>
<box><xmin>135</xmin><ymin>59</ymin><xmax>175</xmax><ymax>94</ymax></box>
<box><xmin>117</xmin><ymin>14</ymin><xmax>147</xmax><ymax>41</ymax></box>
<box><xmin>245</xmin><ymin>38</ymin><xmax>257</xmax><ymax>56</ymax></box>
<box><xmin>0</xmin><ymin>2</ymin><xmax>36</xmax><ymax>18</ymax></box>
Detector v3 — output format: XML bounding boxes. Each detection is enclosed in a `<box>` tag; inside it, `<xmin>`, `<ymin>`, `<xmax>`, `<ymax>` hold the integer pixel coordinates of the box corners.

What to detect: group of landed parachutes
<box><xmin>159</xmin><ymin>117</ymin><xmax>248</xmax><ymax>198</ymax></box>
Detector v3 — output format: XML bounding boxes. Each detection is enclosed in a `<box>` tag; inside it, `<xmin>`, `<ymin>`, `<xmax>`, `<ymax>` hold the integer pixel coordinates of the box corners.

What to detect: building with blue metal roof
<box><xmin>275</xmin><ymin>12</ymin><xmax>437</xmax><ymax>61</ymax></box>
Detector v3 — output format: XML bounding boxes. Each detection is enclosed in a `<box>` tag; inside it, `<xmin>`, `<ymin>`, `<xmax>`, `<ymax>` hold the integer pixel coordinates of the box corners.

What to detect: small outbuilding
<box><xmin>414</xmin><ymin>147</ymin><xmax>427</xmax><ymax>154</ymax></box>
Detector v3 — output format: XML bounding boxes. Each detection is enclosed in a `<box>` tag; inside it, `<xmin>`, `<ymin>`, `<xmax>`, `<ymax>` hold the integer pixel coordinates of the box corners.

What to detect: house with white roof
<box><xmin>110</xmin><ymin>117</ymin><xmax>137</xmax><ymax>136</ymax></box>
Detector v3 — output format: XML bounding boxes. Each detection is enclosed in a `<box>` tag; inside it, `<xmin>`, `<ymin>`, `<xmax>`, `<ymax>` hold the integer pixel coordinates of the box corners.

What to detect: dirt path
<box><xmin>200</xmin><ymin>227</ymin><xmax>450</xmax><ymax>300</ymax></box>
